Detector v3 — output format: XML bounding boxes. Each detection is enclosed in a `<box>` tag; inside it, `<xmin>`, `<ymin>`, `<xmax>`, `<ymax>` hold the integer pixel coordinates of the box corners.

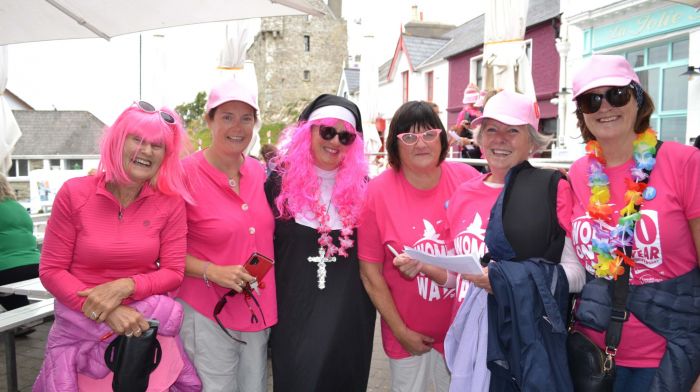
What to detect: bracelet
<box><xmin>203</xmin><ymin>262</ymin><xmax>212</xmax><ymax>288</ymax></box>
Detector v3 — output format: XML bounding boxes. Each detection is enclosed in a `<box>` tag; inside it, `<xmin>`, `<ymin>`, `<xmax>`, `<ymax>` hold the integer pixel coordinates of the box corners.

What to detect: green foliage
<box><xmin>175</xmin><ymin>91</ymin><xmax>211</xmax><ymax>150</ymax></box>
<box><xmin>259</xmin><ymin>122</ymin><xmax>285</xmax><ymax>146</ymax></box>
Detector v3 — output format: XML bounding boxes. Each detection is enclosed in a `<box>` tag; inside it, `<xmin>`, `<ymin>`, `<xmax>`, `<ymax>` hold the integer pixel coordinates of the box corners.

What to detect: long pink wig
<box><xmin>275</xmin><ymin>118</ymin><xmax>368</xmax><ymax>226</ymax></box>
<box><xmin>98</xmin><ymin>105</ymin><xmax>194</xmax><ymax>204</ymax></box>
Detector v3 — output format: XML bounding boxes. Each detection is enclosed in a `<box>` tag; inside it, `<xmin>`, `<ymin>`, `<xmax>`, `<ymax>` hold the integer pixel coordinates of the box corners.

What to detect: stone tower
<box><xmin>247</xmin><ymin>1</ymin><xmax>347</xmax><ymax>124</ymax></box>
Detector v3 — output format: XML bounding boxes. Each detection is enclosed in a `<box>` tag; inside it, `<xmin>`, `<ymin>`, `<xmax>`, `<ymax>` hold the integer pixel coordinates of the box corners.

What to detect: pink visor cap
<box><xmin>572</xmin><ymin>55</ymin><xmax>640</xmax><ymax>99</ymax></box>
<box><xmin>206</xmin><ymin>78</ymin><xmax>259</xmax><ymax>113</ymax></box>
<box><xmin>471</xmin><ymin>90</ymin><xmax>540</xmax><ymax>130</ymax></box>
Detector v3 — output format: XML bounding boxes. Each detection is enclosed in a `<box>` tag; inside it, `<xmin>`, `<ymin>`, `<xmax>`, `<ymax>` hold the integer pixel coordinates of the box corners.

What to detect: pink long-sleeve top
<box><xmin>39</xmin><ymin>173</ymin><xmax>187</xmax><ymax>311</ymax></box>
<box><xmin>176</xmin><ymin>151</ymin><xmax>277</xmax><ymax>332</ymax></box>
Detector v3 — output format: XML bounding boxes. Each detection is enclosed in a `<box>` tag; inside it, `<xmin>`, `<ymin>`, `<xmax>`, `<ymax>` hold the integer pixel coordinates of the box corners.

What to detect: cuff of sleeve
<box><xmin>129</xmin><ymin>275</ymin><xmax>146</xmax><ymax>300</ymax></box>
<box><xmin>441</xmin><ymin>271</ymin><xmax>458</xmax><ymax>288</ymax></box>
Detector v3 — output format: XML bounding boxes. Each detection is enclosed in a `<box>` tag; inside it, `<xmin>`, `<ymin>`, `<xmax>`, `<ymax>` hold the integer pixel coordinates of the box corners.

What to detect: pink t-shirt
<box><xmin>177</xmin><ymin>151</ymin><xmax>277</xmax><ymax>332</ymax></box>
<box><xmin>358</xmin><ymin>162</ymin><xmax>479</xmax><ymax>359</ymax></box>
<box><xmin>569</xmin><ymin>141</ymin><xmax>700</xmax><ymax>367</ymax></box>
<box><xmin>40</xmin><ymin>174</ymin><xmax>187</xmax><ymax>311</ymax></box>
<box><xmin>446</xmin><ymin>173</ymin><xmax>574</xmax><ymax>318</ymax></box>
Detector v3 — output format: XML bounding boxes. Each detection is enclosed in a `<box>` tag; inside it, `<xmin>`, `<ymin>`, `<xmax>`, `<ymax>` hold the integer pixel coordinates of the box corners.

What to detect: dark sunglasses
<box><xmin>213</xmin><ymin>286</ymin><xmax>266</xmax><ymax>344</ymax></box>
<box><xmin>135</xmin><ymin>101</ymin><xmax>176</xmax><ymax>124</ymax></box>
<box><xmin>318</xmin><ymin>125</ymin><xmax>357</xmax><ymax>146</ymax></box>
<box><xmin>576</xmin><ymin>86</ymin><xmax>633</xmax><ymax>114</ymax></box>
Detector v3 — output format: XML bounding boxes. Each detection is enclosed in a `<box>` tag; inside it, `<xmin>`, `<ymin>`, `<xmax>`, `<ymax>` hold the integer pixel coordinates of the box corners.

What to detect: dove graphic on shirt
<box><xmin>454</xmin><ymin>213</ymin><xmax>488</xmax><ymax>257</ymax></box>
<box><xmin>412</xmin><ymin>219</ymin><xmax>454</xmax><ymax>301</ymax></box>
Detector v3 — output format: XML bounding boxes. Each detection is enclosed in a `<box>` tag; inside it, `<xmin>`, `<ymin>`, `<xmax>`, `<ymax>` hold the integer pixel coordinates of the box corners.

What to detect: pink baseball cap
<box><xmin>206</xmin><ymin>78</ymin><xmax>259</xmax><ymax>113</ymax></box>
<box><xmin>572</xmin><ymin>55</ymin><xmax>640</xmax><ymax>99</ymax></box>
<box><xmin>471</xmin><ymin>90</ymin><xmax>540</xmax><ymax>130</ymax></box>
<box><xmin>463</xmin><ymin>83</ymin><xmax>480</xmax><ymax>104</ymax></box>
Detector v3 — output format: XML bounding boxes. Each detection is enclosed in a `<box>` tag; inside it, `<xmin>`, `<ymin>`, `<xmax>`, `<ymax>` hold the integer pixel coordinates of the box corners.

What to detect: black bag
<box><xmin>104</xmin><ymin>320</ymin><xmax>162</xmax><ymax>392</ymax></box>
<box><xmin>567</xmin><ymin>330</ymin><xmax>615</xmax><ymax>391</ymax></box>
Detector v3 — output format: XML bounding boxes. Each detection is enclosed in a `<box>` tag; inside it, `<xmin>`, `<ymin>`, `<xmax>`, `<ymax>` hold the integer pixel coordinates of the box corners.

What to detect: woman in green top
<box><xmin>0</xmin><ymin>174</ymin><xmax>40</xmax><ymax>312</ymax></box>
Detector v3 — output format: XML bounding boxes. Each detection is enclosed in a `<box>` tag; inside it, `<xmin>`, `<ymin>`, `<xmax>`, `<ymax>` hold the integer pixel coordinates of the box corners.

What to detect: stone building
<box><xmin>247</xmin><ymin>0</ymin><xmax>347</xmax><ymax>124</ymax></box>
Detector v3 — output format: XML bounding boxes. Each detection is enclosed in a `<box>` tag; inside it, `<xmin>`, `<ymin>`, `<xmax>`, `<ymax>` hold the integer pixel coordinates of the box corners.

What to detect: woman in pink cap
<box><xmin>358</xmin><ymin>101</ymin><xmax>480</xmax><ymax>392</ymax></box>
<box><xmin>176</xmin><ymin>78</ymin><xmax>276</xmax><ymax>392</ymax></box>
<box><xmin>567</xmin><ymin>54</ymin><xmax>700</xmax><ymax>391</ymax></box>
<box><xmin>408</xmin><ymin>90</ymin><xmax>584</xmax><ymax>391</ymax></box>
<box><xmin>36</xmin><ymin>102</ymin><xmax>200</xmax><ymax>391</ymax></box>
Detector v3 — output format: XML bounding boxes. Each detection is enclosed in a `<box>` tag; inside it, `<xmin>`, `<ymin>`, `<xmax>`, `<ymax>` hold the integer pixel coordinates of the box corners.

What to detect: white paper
<box><xmin>403</xmin><ymin>247</ymin><xmax>484</xmax><ymax>275</ymax></box>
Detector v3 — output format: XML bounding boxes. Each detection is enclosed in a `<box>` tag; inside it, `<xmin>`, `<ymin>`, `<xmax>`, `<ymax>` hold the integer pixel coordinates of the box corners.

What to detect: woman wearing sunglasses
<box><xmin>567</xmin><ymin>55</ymin><xmax>700</xmax><ymax>391</ymax></box>
<box><xmin>264</xmin><ymin>94</ymin><xmax>376</xmax><ymax>391</ymax></box>
<box><xmin>36</xmin><ymin>102</ymin><xmax>200</xmax><ymax>390</ymax></box>
<box><xmin>175</xmin><ymin>78</ymin><xmax>277</xmax><ymax>392</ymax></box>
<box><xmin>358</xmin><ymin>101</ymin><xmax>480</xmax><ymax>392</ymax></box>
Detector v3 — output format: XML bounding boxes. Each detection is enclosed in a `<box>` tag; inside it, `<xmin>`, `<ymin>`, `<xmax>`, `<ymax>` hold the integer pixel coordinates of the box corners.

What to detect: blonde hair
<box><xmin>0</xmin><ymin>174</ymin><xmax>17</xmax><ymax>201</ymax></box>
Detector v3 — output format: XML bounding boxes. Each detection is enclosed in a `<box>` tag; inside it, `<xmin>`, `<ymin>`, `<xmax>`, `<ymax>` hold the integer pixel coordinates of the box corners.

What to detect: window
<box><xmin>402</xmin><ymin>71</ymin><xmax>409</xmax><ymax>103</ymax></box>
<box><xmin>49</xmin><ymin>159</ymin><xmax>61</xmax><ymax>170</ymax></box>
<box><xmin>615</xmin><ymin>39</ymin><xmax>689</xmax><ymax>142</ymax></box>
<box><xmin>8</xmin><ymin>159</ymin><xmax>29</xmax><ymax>178</ymax></box>
<box><xmin>303</xmin><ymin>35</ymin><xmax>310</xmax><ymax>52</ymax></box>
<box><xmin>303</xmin><ymin>70</ymin><xmax>311</xmax><ymax>81</ymax></box>
<box><xmin>65</xmin><ymin>159</ymin><xmax>83</xmax><ymax>170</ymax></box>
<box><xmin>470</xmin><ymin>56</ymin><xmax>484</xmax><ymax>89</ymax></box>
<box><xmin>426</xmin><ymin>71</ymin><xmax>434</xmax><ymax>102</ymax></box>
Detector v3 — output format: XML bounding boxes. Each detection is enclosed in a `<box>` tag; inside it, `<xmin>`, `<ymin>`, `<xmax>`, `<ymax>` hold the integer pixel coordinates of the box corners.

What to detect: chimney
<box><xmin>328</xmin><ymin>0</ymin><xmax>342</xmax><ymax>18</ymax></box>
<box><xmin>411</xmin><ymin>5</ymin><xmax>419</xmax><ymax>22</ymax></box>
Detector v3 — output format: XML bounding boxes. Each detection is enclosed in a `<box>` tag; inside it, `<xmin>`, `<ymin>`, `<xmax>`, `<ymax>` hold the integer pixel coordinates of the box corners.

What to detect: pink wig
<box><xmin>98</xmin><ymin>105</ymin><xmax>194</xmax><ymax>204</ymax></box>
<box><xmin>275</xmin><ymin>118</ymin><xmax>368</xmax><ymax>227</ymax></box>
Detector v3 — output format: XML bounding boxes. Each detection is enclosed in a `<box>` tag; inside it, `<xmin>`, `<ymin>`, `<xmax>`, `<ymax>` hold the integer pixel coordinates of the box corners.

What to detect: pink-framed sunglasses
<box><xmin>397</xmin><ymin>129</ymin><xmax>442</xmax><ymax>145</ymax></box>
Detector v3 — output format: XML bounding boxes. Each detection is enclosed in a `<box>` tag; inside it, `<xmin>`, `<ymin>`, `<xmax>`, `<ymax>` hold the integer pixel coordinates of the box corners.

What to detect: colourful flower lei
<box><xmin>586</xmin><ymin>129</ymin><xmax>658</xmax><ymax>279</ymax></box>
<box><xmin>313</xmin><ymin>198</ymin><xmax>355</xmax><ymax>258</ymax></box>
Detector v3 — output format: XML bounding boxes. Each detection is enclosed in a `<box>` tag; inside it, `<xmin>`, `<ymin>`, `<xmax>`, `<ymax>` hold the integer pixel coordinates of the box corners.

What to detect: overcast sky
<box><xmin>6</xmin><ymin>0</ymin><xmax>480</xmax><ymax>125</ymax></box>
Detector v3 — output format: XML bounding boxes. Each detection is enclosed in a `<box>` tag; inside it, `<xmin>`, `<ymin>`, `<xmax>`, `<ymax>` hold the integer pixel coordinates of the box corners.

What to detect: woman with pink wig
<box><xmin>36</xmin><ymin>102</ymin><xmax>200</xmax><ymax>391</ymax></box>
<box><xmin>265</xmin><ymin>94</ymin><xmax>376</xmax><ymax>391</ymax></box>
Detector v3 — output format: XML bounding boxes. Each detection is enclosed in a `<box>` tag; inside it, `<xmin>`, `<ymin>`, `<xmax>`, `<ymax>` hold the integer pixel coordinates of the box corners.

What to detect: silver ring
<box><xmin>125</xmin><ymin>331</ymin><xmax>133</xmax><ymax>337</ymax></box>
<box><xmin>132</xmin><ymin>329</ymin><xmax>141</xmax><ymax>335</ymax></box>
<box><xmin>90</xmin><ymin>311</ymin><xmax>98</xmax><ymax>320</ymax></box>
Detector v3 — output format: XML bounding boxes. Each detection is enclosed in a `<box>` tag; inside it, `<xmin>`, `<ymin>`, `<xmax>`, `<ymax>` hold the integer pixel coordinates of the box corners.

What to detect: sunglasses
<box><xmin>397</xmin><ymin>129</ymin><xmax>442</xmax><ymax>145</ymax></box>
<box><xmin>318</xmin><ymin>125</ymin><xmax>357</xmax><ymax>146</ymax></box>
<box><xmin>576</xmin><ymin>86</ymin><xmax>633</xmax><ymax>114</ymax></box>
<box><xmin>135</xmin><ymin>101</ymin><xmax>176</xmax><ymax>124</ymax></box>
<box><xmin>213</xmin><ymin>287</ymin><xmax>267</xmax><ymax>344</ymax></box>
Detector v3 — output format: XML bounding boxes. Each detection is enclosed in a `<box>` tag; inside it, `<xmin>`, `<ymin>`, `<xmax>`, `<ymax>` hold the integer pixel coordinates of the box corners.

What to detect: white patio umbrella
<box><xmin>482</xmin><ymin>0</ymin><xmax>535</xmax><ymax>97</ymax></box>
<box><xmin>0</xmin><ymin>0</ymin><xmax>323</xmax><ymax>174</ymax></box>
<box><xmin>0</xmin><ymin>0</ymin><xmax>322</xmax><ymax>46</ymax></box>
<box><xmin>0</xmin><ymin>47</ymin><xmax>22</xmax><ymax>174</ymax></box>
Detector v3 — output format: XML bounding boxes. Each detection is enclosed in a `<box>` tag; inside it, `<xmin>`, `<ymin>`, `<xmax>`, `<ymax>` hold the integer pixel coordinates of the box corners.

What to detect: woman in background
<box><xmin>0</xmin><ymin>174</ymin><xmax>40</xmax><ymax>327</ymax></box>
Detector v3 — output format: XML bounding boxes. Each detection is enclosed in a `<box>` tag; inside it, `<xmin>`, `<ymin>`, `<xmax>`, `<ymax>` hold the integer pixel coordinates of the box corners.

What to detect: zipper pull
<box><xmin>118</xmin><ymin>209</ymin><xmax>123</xmax><ymax>221</ymax></box>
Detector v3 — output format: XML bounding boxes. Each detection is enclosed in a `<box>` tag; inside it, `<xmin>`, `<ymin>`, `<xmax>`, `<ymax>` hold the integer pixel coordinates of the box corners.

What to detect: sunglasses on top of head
<box><xmin>134</xmin><ymin>101</ymin><xmax>176</xmax><ymax>124</ymax></box>
<box><xmin>575</xmin><ymin>85</ymin><xmax>634</xmax><ymax>114</ymax></box>
<box><xmin>318</xmin><ymin>125</ymin><xmax>357</xmax><ymax>146</ymax></box>
<box><xmin>396</xmin><ymin>129</ymin><xmax>442</xmax><ymax>145</ymax></box>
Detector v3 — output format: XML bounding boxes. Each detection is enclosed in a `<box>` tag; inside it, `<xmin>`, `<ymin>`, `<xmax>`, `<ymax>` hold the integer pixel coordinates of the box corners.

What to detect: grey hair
<box><xmin>473</xmin><ymin>121</ymin><xmax>552</xmax><ymax>155</ymax></box>
<box><xmin>0</xmin><ymin>174</ymin><xmax>16</xmax><ymax>201</ymax></box>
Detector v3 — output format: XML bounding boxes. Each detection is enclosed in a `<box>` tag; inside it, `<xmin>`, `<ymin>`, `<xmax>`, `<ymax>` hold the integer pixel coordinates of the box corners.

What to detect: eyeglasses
<box><xmin>213</xmin><ymin>286</ymin><xmax>266</xmax><ymax>344</ymax></box>
<box><xmin>576</xmin><ymin>86</ymin><xmax>633</xmax><ymax>114</ymax></box>
<box><xmin>318</xmin><ymin>125</ymin><xmax>357</xmax><ymax>146</ymax></box>
<box><xmin>397</xmin><ymin>129</ymin><xmax>442</xmax><ymax>145</ymax></box>
<box><xmin>134</xmin><ymin>101</ymin><xmax>176</xmax><ymax>124</ymax></box>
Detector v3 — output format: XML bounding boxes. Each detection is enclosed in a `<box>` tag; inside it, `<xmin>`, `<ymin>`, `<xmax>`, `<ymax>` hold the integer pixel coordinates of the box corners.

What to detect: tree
<box><xmin>175</xmin><ymin>91</ymin><xmax>211</xmax><ymax>151</ymax></box>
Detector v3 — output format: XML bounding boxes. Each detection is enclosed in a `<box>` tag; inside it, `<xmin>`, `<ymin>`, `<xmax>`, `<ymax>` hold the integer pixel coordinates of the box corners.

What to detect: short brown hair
<box><xmin>575</xmin><ymin>87</ymin><xmax>655</xmax><ymax>142</ymax></box>
<box><xmin>0</xmin><ymin>174</ymin><xmax>16</xmax><ymax>201</ymax></box>
<box><xmin>386</xmin><ymin>101</ymin><xmax>449</xmax><ymax>170</ymax></box>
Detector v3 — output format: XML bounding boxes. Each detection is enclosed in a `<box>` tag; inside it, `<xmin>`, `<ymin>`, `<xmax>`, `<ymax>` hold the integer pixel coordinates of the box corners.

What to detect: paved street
<box><xmin>0</xmin><ymin>314</ymin><xmax>391</xmax><ymax>392</ymax></box>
